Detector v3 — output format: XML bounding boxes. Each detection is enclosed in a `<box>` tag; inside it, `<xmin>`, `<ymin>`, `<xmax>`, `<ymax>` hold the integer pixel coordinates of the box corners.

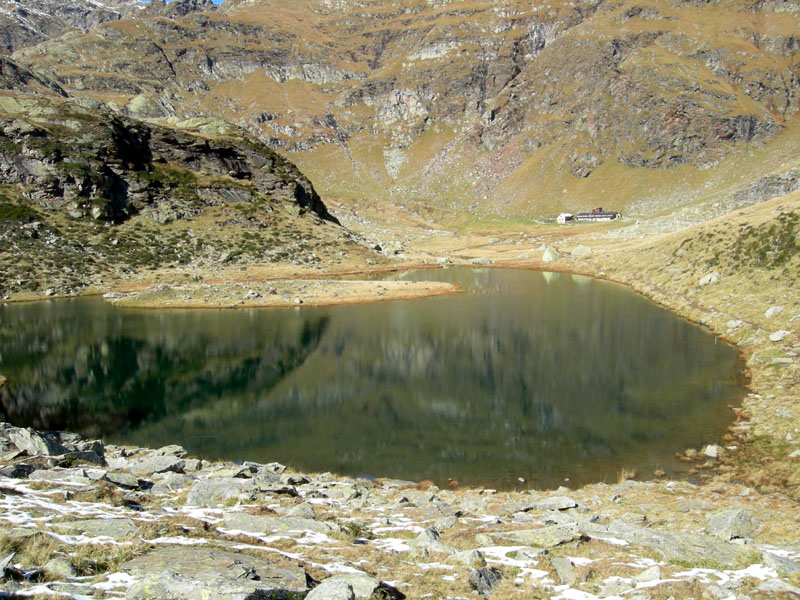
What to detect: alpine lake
<box><xmin>0</xmin><ymin>268</ymin><xmax>746</xmax><ymax>490</ymax></box>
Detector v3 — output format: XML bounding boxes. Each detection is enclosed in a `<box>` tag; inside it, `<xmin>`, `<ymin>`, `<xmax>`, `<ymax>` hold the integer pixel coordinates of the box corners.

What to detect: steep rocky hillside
<box><xmin>0</xmin><ymin>0</ymin><xmax>216</xmax><ymax>55</ymax></box>
<box><xmin>12</xmin><ymin>0</ymin><xmax>800</xmax><ymax>219</ymax></box>
<box><xmin>0</xmin><ymin>82</ymin><xmax>378</xmax><ymax>300</ymax></box>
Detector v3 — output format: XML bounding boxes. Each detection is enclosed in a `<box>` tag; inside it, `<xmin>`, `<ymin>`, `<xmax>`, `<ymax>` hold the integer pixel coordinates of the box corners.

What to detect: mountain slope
<box><xmin>11</xmin><ymin>0</ymin><xmax>800</xmax><ymax>219</ymax></box>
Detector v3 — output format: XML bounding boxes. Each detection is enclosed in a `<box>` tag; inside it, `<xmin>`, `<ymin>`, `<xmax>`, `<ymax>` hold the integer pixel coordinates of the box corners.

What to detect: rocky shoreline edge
<box><xmin>1</xmin><ymin>421</ymin><xmax>799</xmax><ymax>600</ymax></box>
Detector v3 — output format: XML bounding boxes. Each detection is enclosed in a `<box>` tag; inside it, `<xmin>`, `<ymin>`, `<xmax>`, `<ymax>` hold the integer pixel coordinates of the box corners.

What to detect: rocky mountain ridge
<box><xmin>0</xmin><ymin>0</ymin><xmax>217</xmax><ymax>55</ymax></box>
<box><xmin>9</xmin><ymin>0</ymin><xmax>800</xmax><ymax>218</ymax></box>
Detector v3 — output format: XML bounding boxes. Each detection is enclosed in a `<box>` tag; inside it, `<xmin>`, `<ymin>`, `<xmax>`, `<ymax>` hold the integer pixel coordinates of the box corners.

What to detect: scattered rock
<box><xmin>706</xmin><ymin>509</ymin><xmax>757</xmax><ymax>542</ymax></box>
<box><xmin>769</xmin><ymin>330</ymin><xmax>790</xmax><ymax>342</ymax></box>
<box><xmin>8</xmin><ymin>427</ymin><xmax>67</xmax><ymax>456</ymax></box>
<box><xmin>129</xmin><ymin>455</ymin><xmax>185</xmax><ymax>477</ymax></box>
<box><xmin>763</xmin><ymin>552</ymin><xmax>800</xmax><ymax>576</ymax></box>
<box><xmin>634</xmin><ymin>565</ymin><xmax>661</xmax><ymax>582</ymax></box>
<box><xmin>124</xmin><ymin>546</ymin><xmax>309</xmax><ymax>600</ymax></box>
<box><xmin>43</xmin><ymin>557</ymin><xmax>77</xmax><ymax>579</ymax></box>
<box><xmin>492</xmin><ymin>523</ymin><xmax>582</xmax><ymax>548</ymax></box>
<box><xmin>52</xmin><ymin>518</ymin><xmax>138</xmax><ymax>540</ymax></box>
<box><xmin>222</xmin><ymin>513</ymin><xmax>335</xmax><ymax>535</ymax></box>
<box><xmin>532</xmin><ymin>496</ymin><xmax>579</xmax><ymax>511</ymax></box>
<box><xmin>549</xmin><ymin>557</ymin><xmax>585</xmax><ymax>585</ymax></box>
<box><xmin>324</xmin><ymin>574</ymin><xmax>383</xmax><ymax>599</ymax></box>
<box><xmin>105</xmin><ymin>472</ymin><xmax>141</xmax><ymax>489</ymax></box>
<box><xmin>185</xmin><ymin>477</ymin><xmax>258</xmax><ymax>506</ymax></box>
<box><xmin>306</xmin><ymin>579</ymin><xmax>355</xmax><ymax>600</ymax></box>
<box><xmin>468</xmin><ymin>567</ymin><xmax>502</xmax><ymax>597</ymax></box>
<box><xmin>449</xmin><ymin>550</ymin><xmax>487</xmax><ymax>569</ymax></box>
<box><xmin>698</xmin><ymin>272</ymin><xmax>720</xmax><ymax>286</ymax></box>
<box><xmin>571</xmin><ymin>244</ymin><xmax>592</xmax><ymax>258</ymax></box>
<box><xmin>702</xmin><ymin>445</ymin><xmax>720</xmax><ymax>459</ymax></box>
<box><xmin>542</xmin><ymin>247</ymin><xmax>559</xmax><ymax>263</ymax></box>
<box><xmin>765</xmin><ymin>306</ymin><xmax>784</xmax><ymax>319</ymax></box>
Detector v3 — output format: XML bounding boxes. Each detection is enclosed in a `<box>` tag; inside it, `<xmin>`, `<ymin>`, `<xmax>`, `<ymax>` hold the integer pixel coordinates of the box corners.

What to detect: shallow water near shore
<box><xmin>0</xmin><ymin>268</ymin><xmax>745</xmax><ymax>489</ymax></box>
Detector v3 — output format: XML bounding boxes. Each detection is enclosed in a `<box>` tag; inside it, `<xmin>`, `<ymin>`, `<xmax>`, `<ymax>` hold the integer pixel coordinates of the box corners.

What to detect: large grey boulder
<box><xmin>129</xmin><ymin>455</ymin><xmax>185</xmax><ymax>476</ymax></box>
<box><xmin>583</xmin><ymin>520</ymin><xmax>748</xmax><ymax>567</ymax></box>
<box><xmin>8</xmin><ymin>427</ymin><xmax>68</xmax><ymax>456</ymax></box>
<box><xmin>29</xmin><ymin>468</ymin><xmax>93</xmax><ymax>485</ymax></box>
<box><xmin>542</xmin><ymin>247</ymin><xmax>559</xmax><ymax>263</ymax></box>
<box><xmin>468</xmin><ymin>567</ymin><xmax>502</xmax><ymax>597</ymax></box>
<box><xmin>324</xmin><ymin>574</ymin><xmax>380</xmax><ymax>598</ymax></box>
<box><xmin>491</xmin><ymin>523</ymin><xmax>583</xmax><ymax>548</ymax></box>
<box><xmin>306</xmin><ymin>579</ymin><xmax>355</xmax><ymax>600</ymax></box>
<box><xmin>53</xmin><ymin>518</ymin><xmax>138</xmax><ymax>540</ymax></box>
<box><xmin>123</xmin><ymin>546</ymin><xmax>308</xmax><ymax>600</ymax></box>
<box><xmin>223</xmin><ymin>513</ymin><xmax>336</xmax><ymax>535</ymax></box>
<box><xmin>531</xmin><ymin>496</ymin><xmax>579</xmax><ymax>511</ymax></box>
<box><xmin>706</xmin><ymin>509</ymin><xmax>757</xmax><ymax>541</ymax></box>
<box><xmin>185</xmin><ymin>477</ymin><xmax>258</xmax><ymax>506</ymax></box>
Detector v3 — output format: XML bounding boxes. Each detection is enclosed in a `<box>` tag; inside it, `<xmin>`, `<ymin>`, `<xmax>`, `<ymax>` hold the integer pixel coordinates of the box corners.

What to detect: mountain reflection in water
<box><xmin>0</xmin><ymin>269</ymin><xmax>745</xmax><ymax>489</ymax></box>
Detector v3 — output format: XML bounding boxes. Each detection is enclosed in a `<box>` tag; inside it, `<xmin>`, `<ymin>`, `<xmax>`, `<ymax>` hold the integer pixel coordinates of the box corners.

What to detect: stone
<box><xmin>287</xmin><ymin>502</ymin><xmax>317</xmax><ymax>519</ymax></box>
<box><xmin>53</xmin><ymin>518</ymin><xmax>138</xmax><ymax>540</ymax></box>
<box><xmin>29</xmin><ymin>468</ymin><xmax>93</xmax><ymax>484</ymax></box>
<box><xmin>550</xmin><ymin>557</ymin><xmax>583</xmax><ymax>585</ymax></box>
<box><xmin>0</xmin><ymin>552</ymin><xmax>15</xmax><ymax>577</ymax></box>
<box><xmin>43</xmin><ymin>557</ymin><xmax>77</xmax><ymax>579</ymax></box>
<box><xmin>532</xmin><ymin>496</ymin><xmax>579</xmax><ymax>511</ymax></box>
<box><xmin>105</xmin><ymin>472</ymin><xmax>140</xmax><ymax>489</ymax></box>
<box><xmin>634</xmin><ymin>566</ymin><xmax>661</xmax><ymax>582</ymax></box>
<box><xmin>492</xmin><ymin>523</ymin><xmax>582</xmax><ymax>548</ymax></box>
<box><xmin>756</xmin><ymin>579</ymin><xmax>800</xmax><ymax>595</ymax></box>
<box><xmin>542</xmin><ymin>247</ymin><xmax>559</xmax><ymax>263</ymax></box>
<box><xmin>416</xmin><ymin>526</ymin><xmax>441</xmax><ymax>542</ymax></box>
<box><xmin>468</xmin><ymin>567</ymin><xmax>502</xmax><ymax>597</ymax></box>
<box><xmin>123</xmin><ymin>546</ymin><xmax>308</xmax><ymax>600</ymax></box>
<box><xmin>154</xmin><ymin>445</ymin><xmax>187</xmax><ymax>458</ymax></box>
<box><xmin>698</xmin><ymin>272</ymin><xmax>720</xmax><ymax>286</ymax></box>
<box><xmin>324</xmin><ymin>574</ymin><xmax>381</xmax><ymax>598</ymax></box>
<box><xmin>8</xmin><ymin>428</ymin><xmax>68</xmax><ymax>456</ymax></box>
<box><xmin>706</xmin><ymin>509</ymin><xmax>757</xmax><ymax>541</ymax></box>
<box><xmin>702</xmin><ymin>445</ymin><xmax>720</xmax><ymax>459</ymax></box>
<box><xmin>770</xmin><ymin>330</ymin><xmax>790</xmax><ymax>342</ymax></box>
<box><xmin>306</xmin><ymin>580</ymin><xmax>355</xmax><ymax>600</ymax></box>
<box><xmin>186</xmin><ymin>477</ymin><xmax>260</xmax><ymax>507</ymax></box>
<box><xmin>449</xmin><ymin>550</ymin><xmax>487</xmax><ymax>568</ymax></box>
<box><xmin>129</xmin><ymin>455</ymin><xmax>185</xmax><ymax>476</ymax></box>
<box><xmin>582</xmin><ymin>520</ymin><xmax>746</xmax><ymax>567</ymax></box>
<box><xmin>765</xmin><ymin>306</ymin><xmax>784</xmax><ymax>319</ymax></box>
<box><xmin>434</xmin><ymin>515</ymin><xmax>458</xmax><ymax>531</ymax></box>
<box><xmin>183</xmin><ymin>458</ymin><xmax>202</xmax><ymax>471</ymax></box>
<box><xmin>222</xmin><ymin>513</ymin><xmax>335</xmax><ymax>535</ymax></box>
<box><xmin>762</xmin><ymin>552</ymin><xmax>800</xmax><ymax>576</ymax></box>
<box><xmin>0</xmin><ymin>463</ymin><xmax>35</xmax><ymax>478</ymax></box>
<box><xmin>571</xmin><ymin>244</ymin><xmax>592</xmax><ymax>258</ymax></box>
<box><xmin>150</xmin><ymin>472</ymin><xmax>191</xmax><ymax>495</ymax></box>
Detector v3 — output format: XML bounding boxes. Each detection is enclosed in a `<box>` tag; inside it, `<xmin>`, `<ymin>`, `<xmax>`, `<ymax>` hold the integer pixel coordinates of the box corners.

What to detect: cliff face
<box><xmin>11</xmin><ymin>0</ymin><xmax>800</xmax><ymax>217</ymax></box>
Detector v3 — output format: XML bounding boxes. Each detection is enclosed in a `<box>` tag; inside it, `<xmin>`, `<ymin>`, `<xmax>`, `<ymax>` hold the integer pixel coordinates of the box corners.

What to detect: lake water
<box><xmin>0</xmin><ymin>268</ymin><xmax>745</xmax><ymax>489</ymax></box>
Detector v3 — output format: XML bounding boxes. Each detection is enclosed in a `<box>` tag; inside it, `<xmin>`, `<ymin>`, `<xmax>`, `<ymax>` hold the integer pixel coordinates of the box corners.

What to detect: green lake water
<box><xmin>0</xmin><ymin>268</ymin><xmax>745</xmax><ymax>489</ymax></box>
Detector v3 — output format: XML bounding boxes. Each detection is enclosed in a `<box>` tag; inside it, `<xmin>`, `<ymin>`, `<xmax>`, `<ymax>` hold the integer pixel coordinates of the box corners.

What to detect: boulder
<box><xmin>542</xmin><ymin>247</ymin><xmax>559</xmax><ymax>263</ymax></box>
<box><xmin>531</xmin><ymin>496</ymin><xmax>579</xmax><ymax>511</ymax></box>
<box><xmin>122</xmin><ymin>546</ymin><xmax>308</xmax><ymax>600</ymax></box>
<box><xmin>105</xmin><ymin>472</ymin><xmax>140</xmax><ymax>489</ymax></box>
<box><xmin>765</xmin><ymin>306</ymin><xmax>785</xmax><ymax>319</ymax></box>
<box><xmin>763</xmin><ymin>552</ymin><xmax>800</xmax><ymax>576</ymax></box>
<box><xmin>129</xmin><ymin>455</ymin><xmax>185</xmax><ymax>477</ymax></box>
<box><xmin>29</xmin><ymin>468</ymin><xmax>93</xmax><ymax>485</ymax></box>
<box><xmin>770</xmin><ymin>330</ymin><xmax>790</xmax><ymax>342</ymax></box>
<box><xmin>306</xmin><ymin>580</ymin><xmax>355</xmax><ymax>600</ymax></box>
<box><xmin>186</xmin><ymin>478</ymin><xmax>258</xmax><ymax>506</ymax></box>
<box><xmin>492</xmin><ymin>523</ymin><xmax>582</xmax><ymax>548</ymax></box>
<box><xmin>570</xmin><ymin>244</ymin><xmax>592</xmax><ymax>258</ymax></box>
<box><xmin>324</xmin><ymin>574</ymin><xmax>381</xmax><ymax>598</ymax></box>
<box><xmin>53</xmin><ymin>518</ymin><xmax>138</xmax><ymax>540</ymax></box>
<box><xmin>698</xmin><ymin>272</ymin><xmax>720</xmax><ymax>286</ymax></box>
<box><xmin>468</xmin><ymin>567</ymin><xmax>502</xmax><ymax>597</ymax></box>
<box><xmin>706</xmin><ymin>509</ymin><xmax>757</xmax><ymax>541</ymax></box>
<box><xmin>8</xmin><ymin>427</ymin><xmax>67</xmax><ymax>456</ymax></box>
<box><xmin>222</xmin><ymin>513</ymin><xmax>335</xmax><ymax>535</ymax></box>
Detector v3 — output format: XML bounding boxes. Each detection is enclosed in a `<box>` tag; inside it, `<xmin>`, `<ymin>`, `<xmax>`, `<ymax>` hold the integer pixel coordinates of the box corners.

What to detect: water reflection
<box><xmin>0</xmin><ymin>269</ymin><xmax>744</xmax><ymax>489</ymax></box>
